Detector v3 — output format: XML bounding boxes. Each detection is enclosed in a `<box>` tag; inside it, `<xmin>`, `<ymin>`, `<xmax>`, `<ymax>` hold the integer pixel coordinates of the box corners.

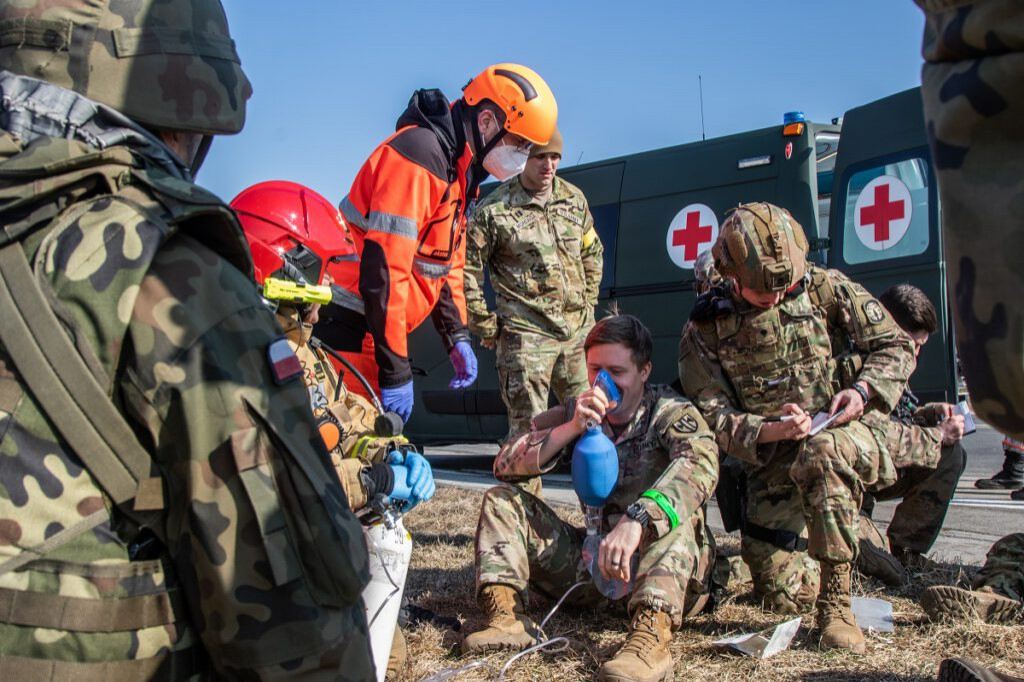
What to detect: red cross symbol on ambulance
<box><xmin>666</xmin><ymin>203</ymin><xmax>719</xmax><ymax>269</ymax></box>
<box><xmin>854</xmin><ymin>175</ymin><xmax>913</xmax><ymax>251</ymax></box>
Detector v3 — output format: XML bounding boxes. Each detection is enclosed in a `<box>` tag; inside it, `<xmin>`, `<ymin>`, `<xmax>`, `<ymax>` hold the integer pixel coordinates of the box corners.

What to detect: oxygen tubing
<box><xmin>414</xmin><ymin>579</ymin><xmax>588</xmax><ymax>682</ymax></box>
<box><xmin>309</xmin><ymin>335</ymin><xmax>386</xmax><ymax>413</ymax></box>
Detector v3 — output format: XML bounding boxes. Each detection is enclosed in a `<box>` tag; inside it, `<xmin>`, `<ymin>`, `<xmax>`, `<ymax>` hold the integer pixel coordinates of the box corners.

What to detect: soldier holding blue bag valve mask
<box><xmin>463</xmin><ymin>314</ymin><xmax>719</xmax><ymax>682</ymax></box>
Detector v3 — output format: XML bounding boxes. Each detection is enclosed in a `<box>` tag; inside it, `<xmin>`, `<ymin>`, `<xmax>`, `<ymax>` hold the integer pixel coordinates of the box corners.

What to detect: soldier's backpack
<box><xmin>0</xmin><ymin>135</ymin><xmax>252</xmax><ymax>575</ymax></box>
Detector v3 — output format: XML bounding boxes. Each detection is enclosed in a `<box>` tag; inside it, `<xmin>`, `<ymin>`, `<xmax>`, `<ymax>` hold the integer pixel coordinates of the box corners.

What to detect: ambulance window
<box><xmin>841</xmin><ymin>157</ymin><xmax>930</xmax><ymax>265</ymax></box>
<box><xmin>816</xmin><ymin>132</ymin><xmax>840</xmax><ymax>240</ymax></box>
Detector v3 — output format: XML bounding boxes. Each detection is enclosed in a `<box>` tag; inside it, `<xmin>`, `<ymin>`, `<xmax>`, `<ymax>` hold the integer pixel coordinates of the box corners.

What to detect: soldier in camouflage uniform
<box><xmin>679</xmin><ymin>203</ymin><xmax>917</xmax><ymax>653</ymax></box>
<box><xmin>921</xmin><ymin>533</ymin><xmax>1024</xmax><ymax>625</ymax></box>
<box><xmin>0</xmin><ymin>2</ymin><xmax>376</xmax><ymax>679</ymax></box>
<box><xmin>464</xmin><ymin>315</ymin><xmax>717</xmax><ymax>682</ymax></box>
<box><xmin>855</xmin><ymin>284</ymin><xmax>966</xmax><ymax>584</ymax></box>
<box><xmin>915</xmin><ymin>1</ymin><xmax>1024</xmax><ymax>441</ymax></box>
<box><xmin>464</xmin><ymin>128</ymin><xmax>604</xmax><ymax>442</ymax></box>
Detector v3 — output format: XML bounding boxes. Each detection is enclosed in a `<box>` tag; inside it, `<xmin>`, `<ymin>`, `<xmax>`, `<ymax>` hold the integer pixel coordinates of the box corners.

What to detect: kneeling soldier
<box><xmin>463</xmin><ymin>314</ymin><xmax>718</xmax><ymax>682</ymax></box>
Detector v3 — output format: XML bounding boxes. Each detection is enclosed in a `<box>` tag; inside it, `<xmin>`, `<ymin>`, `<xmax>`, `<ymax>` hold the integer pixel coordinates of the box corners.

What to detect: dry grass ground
<box><xmin>394</xmin><ymin>485</ymin><xmax>1024</xmax><ymax>682</ymax></box>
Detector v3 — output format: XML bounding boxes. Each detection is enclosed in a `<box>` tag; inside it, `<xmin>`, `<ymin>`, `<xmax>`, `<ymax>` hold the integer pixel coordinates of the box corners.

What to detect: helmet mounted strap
<box><xmin>471</xmin><ymin>104</ymin><xmax>508</xmax><ymax>163</ymax></box>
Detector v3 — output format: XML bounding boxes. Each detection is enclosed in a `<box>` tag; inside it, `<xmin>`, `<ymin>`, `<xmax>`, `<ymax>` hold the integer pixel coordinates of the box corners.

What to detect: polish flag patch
<box><xmin>267</xmin><ymin>338</ymin><xmax>302</xmax><ymax>384</ymax></box>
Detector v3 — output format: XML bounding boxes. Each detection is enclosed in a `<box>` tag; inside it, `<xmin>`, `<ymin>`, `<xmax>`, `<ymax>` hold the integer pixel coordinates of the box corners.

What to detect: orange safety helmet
<box><xmin>463</xmin><ymin>63</ymin><xmax>557</xmax><ymax>145</ymax></box>
<box><xmin>231</xmin><ymin>180</ymin><xmax>357</xmax><ymax>289</ymax></box>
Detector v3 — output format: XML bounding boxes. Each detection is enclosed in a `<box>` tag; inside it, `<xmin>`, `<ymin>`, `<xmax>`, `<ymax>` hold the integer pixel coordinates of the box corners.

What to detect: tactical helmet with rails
<box><xmin>232</xmin><ymin>181</ymin><xmax>357</xmax><ymax>308</ymax></box>
<box><xmin>463</xmin><ymin>63</ymin><xmax>557</xmax><ymax>145</ymax></box>
<box><xmin>0</xmin><ymin>0</ymin><xmax>251</xmax><ymax>135</ymax></box>
<box><xmin>693</xmin><ymin>248</ymin><xmax>722</xmax><ymax>295</ymax></box>
<box><xmin>713</xmin><ymin>202</ymin><xmax>809</xmax><ymax>294</ymax></box>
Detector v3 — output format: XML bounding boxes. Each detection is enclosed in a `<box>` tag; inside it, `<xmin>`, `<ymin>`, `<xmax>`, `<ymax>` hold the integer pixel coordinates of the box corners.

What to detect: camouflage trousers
<box><xmin>974</xmin><ymin>533</ymin><xmax>1024</xmax><ymax>602</ymax></box>
<box><xmin>497</xmin><ymin>326</ymin><xmax>589</xmax><ymax>443</ymax></box>
<box><xmin>474</xmin><ymin>484</ymin><xmax>714</xmax><ymax>627</ymax></box>
<box><xmin>744</xmin><ymin>417</ymin><xmax>954</xmax><ymax>612</ymax></box>
<box><xmin>866</xmin><ymin>441</ymin><xmax>965</xmax><ymax>553</ymax></box>
<box><xmin>918</xmin><ymin>0</ymin><xmax>1024</xmax><ymax>439</ymax></box>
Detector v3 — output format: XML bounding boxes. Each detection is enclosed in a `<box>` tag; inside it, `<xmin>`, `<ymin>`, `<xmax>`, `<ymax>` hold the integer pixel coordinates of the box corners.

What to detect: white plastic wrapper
<box><xmin>712</xmin><ymin>617</ymin><xmax>802</xmax><ymax>658</ymax></box>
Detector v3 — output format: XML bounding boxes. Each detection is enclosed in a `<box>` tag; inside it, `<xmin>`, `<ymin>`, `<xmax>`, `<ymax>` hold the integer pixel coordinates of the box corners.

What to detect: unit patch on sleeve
<box><xmin>267</xmin><ymin>338</ymin><xmax>303</xmax><ymax>384</ymax></box>
<box><xmin>675</xmin><ymin>415</ymin><xmax>699</xmax><ymax>434</ymax></box>
<box><xmin>863</xmin><ymin>300</ymin><xmax>886</xmax><ymax>324</ymax></box>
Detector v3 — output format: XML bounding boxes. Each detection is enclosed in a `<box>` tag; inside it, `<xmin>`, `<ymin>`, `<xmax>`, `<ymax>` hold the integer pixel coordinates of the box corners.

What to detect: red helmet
<box><xmin>231</xmin><ymin>181</ymin><xmax>356</xmax><ymax>288</ymax></box>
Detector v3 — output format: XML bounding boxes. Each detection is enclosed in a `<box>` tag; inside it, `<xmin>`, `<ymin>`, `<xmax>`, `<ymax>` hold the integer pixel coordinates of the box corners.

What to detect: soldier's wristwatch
<box><xmin>850</xmin><ymin>383</ymin><xmax>870</xmax><ymax>406</ymax></box>
<box><xmin>624</xmin><ymin>501</ymin><xmax>651</xmax><ymax>529</ymax></box>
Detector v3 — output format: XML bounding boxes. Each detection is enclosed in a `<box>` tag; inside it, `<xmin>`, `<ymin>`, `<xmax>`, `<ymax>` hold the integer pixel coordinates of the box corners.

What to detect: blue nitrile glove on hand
<box><xmin>387</xmin><ymin>449</ymin><xmax>435</xmax><ymax>511</ymax></box>
<box><xmin>448</xmin><ymin>340</ymin><xmax>478</xmax><ymax>389</ymax></box>
<box><xmin>381</xmin><ymin>380</ymin><xmax>414</xmax><ymax>423</ymax></box>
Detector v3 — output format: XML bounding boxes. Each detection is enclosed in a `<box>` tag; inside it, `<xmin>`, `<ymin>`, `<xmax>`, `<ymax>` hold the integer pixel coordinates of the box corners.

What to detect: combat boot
<box><xmin>975</xmin><ymin>450</ymin><xmax>1024</xmax><ymax>490</ymax></box>
<box><xmin>598</xmin><ymin>607</ymin><xmax>674</xmax><ymax>682</ymax></box>
<box><xmin>939</xmin><ymin>658</ymin><xmax>1024</xmax><ymax>682</ymax></box>
<box><xmin>856</xmin><ymin>515</ymin><xmax>908</xmax><ymax>586</ymax></box>
<box><xmin>386</xmin><ymin>628</ymin><xmax>406</xmax><ymax>680</ymax></box>
<box><xmin>816</xmin><ymin>561</ymin><xmax>865</xmax><ymax>654</ymax></box>
<box><xmin>461</xmin><ymin>584</ymin><xmax>541</xmax><ymax>654</ymax></box>
<box><xmin>891</xmin><ymin>544</ymin><xmax>940</xmax><ymax>574</ymax></box>
<box><xmin>920</xmin><ymin>585</ymin><xmax>1024</xmax><ymax>624</ymax></box>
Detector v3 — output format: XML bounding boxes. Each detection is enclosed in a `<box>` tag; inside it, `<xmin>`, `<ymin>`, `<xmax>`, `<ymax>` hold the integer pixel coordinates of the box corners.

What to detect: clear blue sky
<box><xmin>203</xmin><ymin>1</ymin><xmax>927</xmax><ymax>204</ymax></box>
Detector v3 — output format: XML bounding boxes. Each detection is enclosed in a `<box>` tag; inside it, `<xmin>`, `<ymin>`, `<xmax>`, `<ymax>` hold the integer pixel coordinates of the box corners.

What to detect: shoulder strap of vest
<box><xmin>0</xmin><ymin>242</ymin><xmax>166</xmax><ymax>565</ymax></box>
<box><xmin>805</xmin><ymin>267</ymin><xmax>838</xmax><ymax>320</ymax></box>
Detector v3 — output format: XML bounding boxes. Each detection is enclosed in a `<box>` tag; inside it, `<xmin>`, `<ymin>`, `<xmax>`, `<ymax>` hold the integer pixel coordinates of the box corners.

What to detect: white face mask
<box><xmin>482</xmin><ymin>144</ymin><xmax>529</xmax><ymax>181</ymax></box>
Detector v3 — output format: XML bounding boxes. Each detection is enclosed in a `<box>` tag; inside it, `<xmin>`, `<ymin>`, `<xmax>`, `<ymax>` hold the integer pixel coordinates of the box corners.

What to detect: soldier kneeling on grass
<box><xmin>462</xmin><ymin>314</ymin><xmax>719</xmax><ymax>682</ymax></box>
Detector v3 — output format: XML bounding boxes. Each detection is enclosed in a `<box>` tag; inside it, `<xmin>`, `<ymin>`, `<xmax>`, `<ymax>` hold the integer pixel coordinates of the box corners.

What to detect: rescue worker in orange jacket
<box><xmin>315</xmin><ymin>64</ymin><xmax>558</xmax><ymax>421</ymax></box>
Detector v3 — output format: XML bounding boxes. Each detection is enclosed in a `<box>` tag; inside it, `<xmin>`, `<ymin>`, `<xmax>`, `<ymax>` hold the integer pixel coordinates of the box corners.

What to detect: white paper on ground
<box><xmin>851</xmin><ymin>596</ymin><xmax>894</xmax><ymax>632</ymax></box>
<box><xmin>712</xmin><ymin>617</ymin><xmax>802</xmax><ymax>658</ymax></box>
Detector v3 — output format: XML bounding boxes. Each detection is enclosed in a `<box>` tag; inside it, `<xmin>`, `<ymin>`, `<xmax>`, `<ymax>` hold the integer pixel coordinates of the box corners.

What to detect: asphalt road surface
<box><xmin>424</xmin><ymin>420</ymin><xmax>1020</xmax><ymax>567</ymax></box>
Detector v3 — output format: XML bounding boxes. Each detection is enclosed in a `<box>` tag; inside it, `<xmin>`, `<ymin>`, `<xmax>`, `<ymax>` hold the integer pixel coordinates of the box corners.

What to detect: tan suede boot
<box><xmin>921</xmin><ymin>585</ymin><xmax>1024</xmax><ymax>624</ymax></box>
<box><xmin>460</xmin><ymin>584</ymin><xmax>541</xmax><ymax>654</ymax></box>
<box><xmin>597</xmin><ymin>608</ymin><xmax>674</xmax><ymax>682</ymax></box>
<box><xmin>385</xmin><ymin>627</ymin><xmax>406</xmax><ymax>680</ymax></box>
<box><xmin>817</xmin><ymin>561</ymin><xmax>865</xmax><ymax>654</ymax></box>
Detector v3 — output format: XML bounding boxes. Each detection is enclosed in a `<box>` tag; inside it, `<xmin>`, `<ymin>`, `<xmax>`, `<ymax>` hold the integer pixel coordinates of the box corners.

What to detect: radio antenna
<box><xmin>699</xmin><ymin>75</ymin><xmax>706</xmax><ymax>140</ymax></box>
<box><xmin>576</xmin><ymin>151</ymin><xmax>584</xmax><ymax>165</ymax></box>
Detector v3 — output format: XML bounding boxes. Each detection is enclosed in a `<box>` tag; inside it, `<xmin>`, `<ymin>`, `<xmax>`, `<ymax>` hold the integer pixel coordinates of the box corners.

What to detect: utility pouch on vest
<box><xmin>714</xmin><ymin>457</ymin><xmax>747</xmax><ymax>534</ymax></box>
<box><xmin>235</xmin><ymin>399</ymin><xmax>368</xmax><ymax>608</ymax></box>
<box><xmin>833</xmin><ymin>351</ymin><xmax>865</xmax><ymax>390</ymax></box>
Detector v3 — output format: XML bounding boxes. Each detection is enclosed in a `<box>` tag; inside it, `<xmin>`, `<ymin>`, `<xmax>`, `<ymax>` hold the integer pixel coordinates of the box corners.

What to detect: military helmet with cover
<box><xmin>693</xmin><ymin>248</ymin><xmax>721</xmax><ymax>295</ymax></box>
<box><xmin>0</xmin><ymin>0</ymin><xmax>251</xmax><ymax>135</ymax></box>
<box><xmin>713</xmin><ymin>202</ymin><xmax>809</xmax><ymax>294</ymax></box>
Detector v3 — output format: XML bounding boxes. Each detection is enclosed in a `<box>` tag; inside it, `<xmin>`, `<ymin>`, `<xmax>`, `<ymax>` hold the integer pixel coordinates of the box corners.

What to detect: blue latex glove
<box><xmin>387</xmin><ymin>463</ymin><xmax>413</xmax><ymax>503</ymax></box>
<box><xmin>381</xmin><ymin>380</ymin><xmax>414</xmax><ymax>423</ymax></box>
<box><xmin>388</xmin><ymin>450</ymin><xmax>435</xmax><ymax>510</ymax></box>
<box><xmin>449</xmin><ymin>340</ymin><xmax>478</xmax><ymax>389</ymax></box>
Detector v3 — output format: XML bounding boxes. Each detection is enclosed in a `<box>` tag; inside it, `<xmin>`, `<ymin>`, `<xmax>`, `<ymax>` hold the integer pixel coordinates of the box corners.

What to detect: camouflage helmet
<box><xmin>0</xmin><ymin>0</ymin><xmax>251</xmax><ymax>135</ymax></box>
<box><xmin>713</xmin><ymin>202</ymin><xmax>809</xmax><ymax>293</ymax></box>
<box><xmin>693</xmin><ymin>248</ymin><xmax>721</xmax><ymax>295</ymax></box>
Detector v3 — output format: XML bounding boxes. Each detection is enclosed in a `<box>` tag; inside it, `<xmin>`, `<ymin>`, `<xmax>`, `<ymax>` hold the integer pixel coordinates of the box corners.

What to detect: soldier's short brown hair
<box><xmin>879</xmin><ymin>284</ymin><xmax>938</xmax><ymax>335</ymax></box>
<box><xmin>584</xmin><ymin>313</ymin><xmax>652</xmax><ymax>369</ymax></box>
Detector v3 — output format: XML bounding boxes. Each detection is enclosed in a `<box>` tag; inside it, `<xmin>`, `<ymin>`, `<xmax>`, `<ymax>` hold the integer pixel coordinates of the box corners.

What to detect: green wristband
<box><xmin>640</xmin><ymin>489</ymin><xmax>680</xmax><ymax>530</ymax></box>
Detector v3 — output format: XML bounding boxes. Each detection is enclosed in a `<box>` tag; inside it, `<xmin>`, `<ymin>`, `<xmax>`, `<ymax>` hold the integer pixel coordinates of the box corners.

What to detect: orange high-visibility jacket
<box><xmin>329</xmin><ymin>89</ymin><xmax>479</xmax><ymax>387</ymax></box>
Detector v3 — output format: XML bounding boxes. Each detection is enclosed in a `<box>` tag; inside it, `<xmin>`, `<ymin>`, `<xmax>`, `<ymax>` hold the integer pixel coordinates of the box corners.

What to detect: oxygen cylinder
<box><xmin>362</xmin><ymin>518</ymin><xmax>412</xmax><ymax>682</ymax></box>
